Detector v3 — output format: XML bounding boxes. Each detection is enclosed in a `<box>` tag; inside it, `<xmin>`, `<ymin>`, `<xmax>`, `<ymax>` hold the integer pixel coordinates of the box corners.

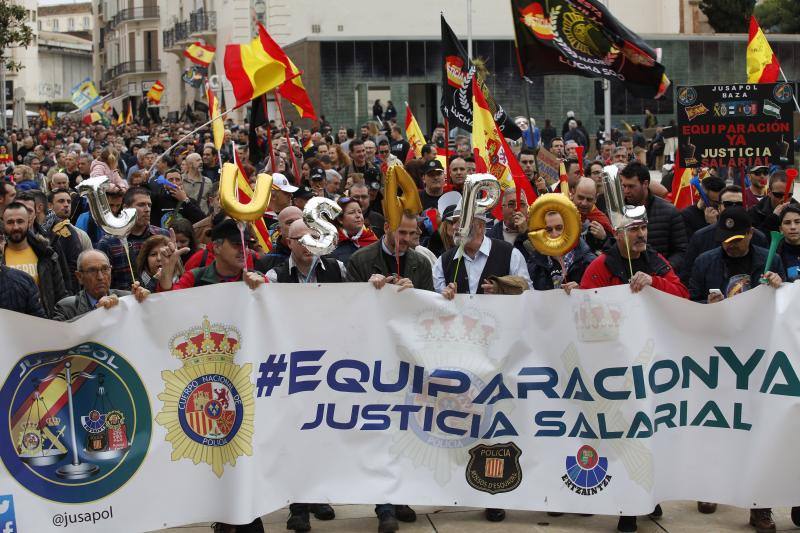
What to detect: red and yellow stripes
<box><xmin>224</xmin><ymin>23</ymin><xmax>289</xmax><ymax>108</ymax></box>
<box><xmin>747</xmin><ymin>16</ymin><xmax>780</xmax><ymax>84</ymax></box>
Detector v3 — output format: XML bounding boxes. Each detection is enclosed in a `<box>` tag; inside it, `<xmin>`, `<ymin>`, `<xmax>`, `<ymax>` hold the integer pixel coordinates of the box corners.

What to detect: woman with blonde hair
<box><xmin>90</xmin><ymin>146</ymin><xmax>128</xmax><ymax>191</ymax></box>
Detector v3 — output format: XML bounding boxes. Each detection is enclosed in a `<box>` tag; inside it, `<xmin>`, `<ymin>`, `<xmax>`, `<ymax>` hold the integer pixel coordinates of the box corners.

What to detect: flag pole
<box><xmin>443</xmin><ymin>116</ymin><xmax>450</xmax><ymax>186</ymax></box>
<box><xmin>261</xmin><ymin>94</ymin><xmax>278</xmax><ymax>172</ymax></box>
<box><xmin>274</xmin><ymin>88</ymin><xmax>301</xmax><ymax>184</ymax></box>
<box><xmin>778</xmin><ymin>67</ymin><xmax>800</xmax><ymax>114</ymax></box>
<box><xmin>146</xmin><ymin>103</ymin><xmax>243</xmax><ymax>176</ymax></box>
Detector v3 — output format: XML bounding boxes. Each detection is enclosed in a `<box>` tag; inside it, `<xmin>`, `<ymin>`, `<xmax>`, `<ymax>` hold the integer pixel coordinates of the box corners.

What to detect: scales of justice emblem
<box><xmin>16</xmin><ymin>361</ymin><xmax>130</xmax><ymax>478</ymax></box>
<box><xmin>0</xmin><ymin>343</ymin><xmax>151</xmax><ymax>503</ymax></box>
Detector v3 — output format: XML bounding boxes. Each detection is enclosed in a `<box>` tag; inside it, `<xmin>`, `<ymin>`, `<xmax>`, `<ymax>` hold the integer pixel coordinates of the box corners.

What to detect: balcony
<box><xmin>110</xmin><ymin>6</ymin><xmax>159</xmax><ymax>29</ymax></box>
<box><xmin>175</xmin><ymin>20</ymin><xmax>190</xmax><ymax>44</ymax></box>
<box><xmin>104</xmin><ymin>60</ymin><xmax>162</xmax><ymax>82</ymax></box>
<box><xmin>163</xmin><ymin>28</ymin><xmax>177</xmax><ymax>51</ymax></box>
<box><xmin>189</xmin><ymin>10</ymin><xmax>216</xmax><ymax>36</ymax></box>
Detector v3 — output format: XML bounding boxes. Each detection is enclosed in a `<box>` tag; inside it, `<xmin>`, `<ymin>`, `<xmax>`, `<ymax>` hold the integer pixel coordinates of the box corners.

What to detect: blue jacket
<box><xmin>688</xmin><ymin>245</ymin><xmax>785</xmax><ymax>302</ymax></box>
<box><xmin>527</xmin><ymin>238</ymin><xmax>596</xmax><ymax>290</ymax></box>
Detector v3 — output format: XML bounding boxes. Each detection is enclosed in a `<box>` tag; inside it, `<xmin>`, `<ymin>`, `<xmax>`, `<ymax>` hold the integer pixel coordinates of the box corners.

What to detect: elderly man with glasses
<box><xmin>53</xmin><ymin>250</ymin><xmax>149</xmax><ymax>321</ymax></box>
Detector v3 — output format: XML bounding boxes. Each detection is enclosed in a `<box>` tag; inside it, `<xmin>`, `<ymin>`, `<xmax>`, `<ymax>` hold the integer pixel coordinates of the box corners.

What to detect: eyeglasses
<box><xmin>378</xmin><ymin>150</ymin><xmax>390</xmax><ymax>155</ymax></box>
<box><xmin>772</xmin><ymin>192</ymin><xmax>792</xmax><ymax>199</ymax></box>
<box><xmin>722</xmin><ymin>201</ymin><xmax>744</xmax><ymax>208</ymax></box>
<box><xmin>80</xmin><ymin>265</ymin><xmax>111</xmax><ymax>276</ymax></box>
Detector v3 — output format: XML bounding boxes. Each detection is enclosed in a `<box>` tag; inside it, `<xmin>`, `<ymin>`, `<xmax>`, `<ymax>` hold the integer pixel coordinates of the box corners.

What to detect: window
<box><xmin>52</xmin><ymin>18</ymin><xmax>59</xmax><ymax>30</ymax></box>
<box><xmin>37</xmin><ymin>20</ymin><xmax>42</xmax><ymax>30</ymax></box>
<box><xmin>68</xmin><ymin>18</ymin><xmax>75</xmax><ymax>30</ymax></box>
<box><xmin>311</xmin><ymin>24</ymin><xmax>320</xmax><ymax>33</ymax></box>
<box><xmin>83</xmin><ymin>16</ymin><xmax>89</xmax><ymax>29</ymax></box>
<box><xmin>593</xmin><ymin>79</ymin><xmax>674</xmax><ymax>116</ymax></box>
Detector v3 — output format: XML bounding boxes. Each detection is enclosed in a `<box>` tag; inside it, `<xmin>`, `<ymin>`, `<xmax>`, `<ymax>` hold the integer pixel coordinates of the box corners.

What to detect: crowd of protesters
<box><xmin>0</xmin><ymin>107</ymin><xmax>797</xmax><ymax>533</ymax></box>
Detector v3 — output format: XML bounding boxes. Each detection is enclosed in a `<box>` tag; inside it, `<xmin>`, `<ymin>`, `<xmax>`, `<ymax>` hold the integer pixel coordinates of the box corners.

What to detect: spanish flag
<box><xmin>471</xmin><ymin>76</ymin><xmax>536</xmax><ymax>214</ymax></box>
<box><xmin>670</xmin><ymin>151</ymin><xmax>695</xmax><ymax>210</ymax></box>
<box><xmin>278</xmin><ymin>58</ymin><xmax>317</xmax><ymax>120</ymax></box>
<box><xmin>747</xmin><ymin>16</ymin><xmax>781</xmax><ymax>83</ymax></box>
<box><xmin>224</xmin><ymin>22</ymin><xmax>290</xmax><ymax>108</ymax></box>
<box><xmin>115</xmin><ymin>108</ymin><xmax>124</xmax><ymax>126</ymax></box>
<box><xmin>232</xmin><ymin>144</ymin><xmax>272</xmax><ymax>251</ymax></box>
<box><xmin>405</xmin><ymin>104</ymin><xmax>426</xmax><ymax>159</ymax></box>
<box><xmin>206</xmin><ymin>81</ymin><xmax>224</xmax><ymax>151</ymax></box>
<box><xmin>146</xmin><ymin>81</ymin><xmax>165</xmax><ymax>104</ymax></box>
<box><xmin>126</xmin><ymin>100</ymin><xmax>133</xmax><ymax>125</ymax></box>
<box><xmin>184</xmin><ymin>42</ymin><xmax>216</xmax><ymax>67</ymax></box>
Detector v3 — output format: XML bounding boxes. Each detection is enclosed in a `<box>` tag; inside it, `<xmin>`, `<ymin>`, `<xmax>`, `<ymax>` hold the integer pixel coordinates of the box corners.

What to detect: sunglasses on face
<box><xmin>722</xmin><ymin>201</ymin><xmax>743</xmax><ymax>208</ymax></box>
<box><xmin>772</xmin><ymin>192</ymin><xmax>792</xmax><ymax>199</ymax></box>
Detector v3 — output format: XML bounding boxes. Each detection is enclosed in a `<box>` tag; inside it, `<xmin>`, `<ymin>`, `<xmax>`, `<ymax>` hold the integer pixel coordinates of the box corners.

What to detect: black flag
<box><xmin>439</xmin><ymin>15</ymin><xmax>522</xmax><ymax>140</ymax></box>
<box><xmin>248</xmin><ymin>94</ymin><xmax>268</xmax><ymax>166</ymax></box>
<box><xmin>511</xmin><ymin>0</ymin><xmax>670</xmax><ymax>98</ymax></box>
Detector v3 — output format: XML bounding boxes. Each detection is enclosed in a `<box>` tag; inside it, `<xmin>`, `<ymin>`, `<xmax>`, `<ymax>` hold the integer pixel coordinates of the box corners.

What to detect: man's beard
<box><xmin>7</xmin><ymin>230</ymin><xmax>27</xmax><ymax>244</ymax></box>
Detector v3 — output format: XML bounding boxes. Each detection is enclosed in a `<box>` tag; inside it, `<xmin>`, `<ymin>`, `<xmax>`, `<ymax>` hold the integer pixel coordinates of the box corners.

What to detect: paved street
<box><xmin>160</xmin><ymin>502</ymin><xmax>800</xmax><ymax>532</ymax></box>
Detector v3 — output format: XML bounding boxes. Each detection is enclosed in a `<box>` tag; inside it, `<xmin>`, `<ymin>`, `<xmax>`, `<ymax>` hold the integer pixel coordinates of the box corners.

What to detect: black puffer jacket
<box><xmin>645</xmin><ymin>195</ymin><xmax>688</xmax><ymax>272</ymax></box>
<box><xmin>2</xmin><ymin>234</ymin><xmax>68</xmax><ymax>318</ymax></box>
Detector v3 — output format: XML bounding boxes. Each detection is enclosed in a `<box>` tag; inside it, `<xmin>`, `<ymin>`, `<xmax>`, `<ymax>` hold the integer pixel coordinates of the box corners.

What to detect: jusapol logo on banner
<box><xmin>0</xmin><ymin>343</ymin><xmax>151</xmax><ymax>504</ymax></box>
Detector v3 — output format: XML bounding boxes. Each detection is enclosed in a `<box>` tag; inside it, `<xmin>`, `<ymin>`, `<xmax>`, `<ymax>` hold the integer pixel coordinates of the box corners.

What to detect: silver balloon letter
<box><xmin>77</xmin><ymin>176</ymin><xmax>137</xmax><ymax>238</ymax></box>
<box><xmin>300</xmin><ymin>197</ymin><xmax>342</xmax><ymax>257</ymax></box>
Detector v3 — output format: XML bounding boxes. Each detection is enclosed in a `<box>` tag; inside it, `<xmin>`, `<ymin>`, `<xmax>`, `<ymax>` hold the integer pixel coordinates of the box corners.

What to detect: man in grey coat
<box><xmin>53</xmin><ymin>250</ymin><xmax>149</xmax><ymax>321</ymax></box>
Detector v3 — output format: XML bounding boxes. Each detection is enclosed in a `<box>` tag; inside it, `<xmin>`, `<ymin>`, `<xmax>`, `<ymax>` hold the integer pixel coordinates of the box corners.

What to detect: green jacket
<box><xmin>346</xmin><ymin>241</ymin><xmax>434</xmax><ymax>291</ymax></box>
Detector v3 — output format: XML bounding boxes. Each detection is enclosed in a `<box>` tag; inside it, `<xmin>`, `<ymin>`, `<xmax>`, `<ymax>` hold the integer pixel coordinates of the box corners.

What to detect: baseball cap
<box><xmin>423</xmin><ymin>159</ymin><xmax>444</xmax><ymax>174</ymax></box>
<box><xmin>452</xmin><ymin>204</ymin><xmax>490</xmax><ymax>223</ymax></box>
<box><xmin>750</xmin><ymin>165</ymin><xmax>770</xmax><ymax>173</ymax></box>
<box><xmin>309</xmin><ymin>167</ymin><xmax>326</xmax><ymax>181</ymax></box>
<box><xmin>715</xmin><ymin>206</ymin><xmax>752</xmax><ymax>243</ymax></box>
<box><xmin>271</xmin><ymin>172</ymin><xmax>298</xmax><ymax>193</ymax></box>
<box><xmin>293</xmin><ymin>185</ymin><xmax>315</xmax><ymax>200</ymax></box>
<box><xmin>210</xmin><ymin>219</ymin><xmax>250</xmax><ymax>242</ymax></box>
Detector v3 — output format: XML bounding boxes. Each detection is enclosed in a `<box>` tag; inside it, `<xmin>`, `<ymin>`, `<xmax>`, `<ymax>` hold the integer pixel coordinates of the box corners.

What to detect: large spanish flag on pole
<box><xmin>224</xmin><ymin>23</ymin><xmax>289</xmax><ymax>108</ymax></box>
<box><xmin>471</xmin><ymin>76</ymin><xmax>537</xmax><ymax>212</ymax></box>
<box><xmin>747</xmin><ymin>16</ymin><xmax>781</xmax><ymax>83</ymax></box>
<box><xmin>405</xmin><ymin>104</ymin><xmax>426</xmax><ymax>159</ymax></box>
<box><xmin>206</xmin><ymin>81</ymin><xmax>224</xmax><ymax>151</ymax></box>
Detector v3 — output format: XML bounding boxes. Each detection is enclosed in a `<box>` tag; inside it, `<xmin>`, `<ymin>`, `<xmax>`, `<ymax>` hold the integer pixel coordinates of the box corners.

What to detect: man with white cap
<box><xmin>434</xmin><ymin>205</ymin><xmax>532</xmax><ymax>299</ymax></box>
<box><xmin>264</xmin><ymin>172</ymin><xmax>298</xmax><ymax>227</ymax></box>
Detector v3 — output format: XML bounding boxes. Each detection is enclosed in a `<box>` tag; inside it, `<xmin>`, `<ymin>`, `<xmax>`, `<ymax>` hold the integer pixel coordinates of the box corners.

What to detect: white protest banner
<box><xmin>0</xmin><ymin>282</ymin><xmax>798</xmax><ymax>532</ymax></box>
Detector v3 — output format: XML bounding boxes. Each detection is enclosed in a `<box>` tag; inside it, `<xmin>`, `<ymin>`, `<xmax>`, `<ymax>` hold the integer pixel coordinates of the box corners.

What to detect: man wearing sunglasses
<box><xmin>748</xmin><ymin>170</ymin><xmax>795</xmax><ymax>234</ymax></box>
<box><xmin>680</xmin><ymin>185</ymin><xmax>768</xmax><ymax>284</ymax></box>
<box><xmin>745</xmin><ymin>165</ymin><xmax>770</xmax><ymax>208</ymax></box>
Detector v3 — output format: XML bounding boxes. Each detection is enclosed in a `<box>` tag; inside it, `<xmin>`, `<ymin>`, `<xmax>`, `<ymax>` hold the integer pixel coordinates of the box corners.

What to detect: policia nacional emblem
<box><xmin>466</xmin><ymin>442</ymin><xmax>523</xmax><ymax>494</ymax></box>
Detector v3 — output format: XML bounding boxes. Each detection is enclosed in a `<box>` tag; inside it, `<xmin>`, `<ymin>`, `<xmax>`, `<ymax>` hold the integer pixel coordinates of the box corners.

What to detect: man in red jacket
<box><xmin>580</xmin><ymin>205</ymin><xmax>688</xmax><ymax>299</ymax></box>
<box><xmin>579</xmin><ymin>206</ymin><xmax>686</xmax><ymax>533</ymax></box>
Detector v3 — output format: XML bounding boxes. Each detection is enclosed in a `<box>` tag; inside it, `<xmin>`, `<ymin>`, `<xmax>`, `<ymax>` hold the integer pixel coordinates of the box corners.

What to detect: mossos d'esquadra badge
<box><xmin>156</xmin><ymin>316</ymin><xmax>254</xmax><ymax>477</ymax></box>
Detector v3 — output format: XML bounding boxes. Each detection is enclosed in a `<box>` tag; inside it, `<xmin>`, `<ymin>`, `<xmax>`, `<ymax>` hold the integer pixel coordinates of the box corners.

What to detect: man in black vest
<box><xmin>266</xmin><ymin>219</ymin><xmax>346</xmax><ymax>284</ymax></box>
<box><xmin>434</xmin><ymin>209</ymin><xmax>532</xmax><ymax>299</ymax></box>
<box><xmin>264</xmin><ymin>223</ymin><xmax>339</xmax><ymax>530</ymax></box>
